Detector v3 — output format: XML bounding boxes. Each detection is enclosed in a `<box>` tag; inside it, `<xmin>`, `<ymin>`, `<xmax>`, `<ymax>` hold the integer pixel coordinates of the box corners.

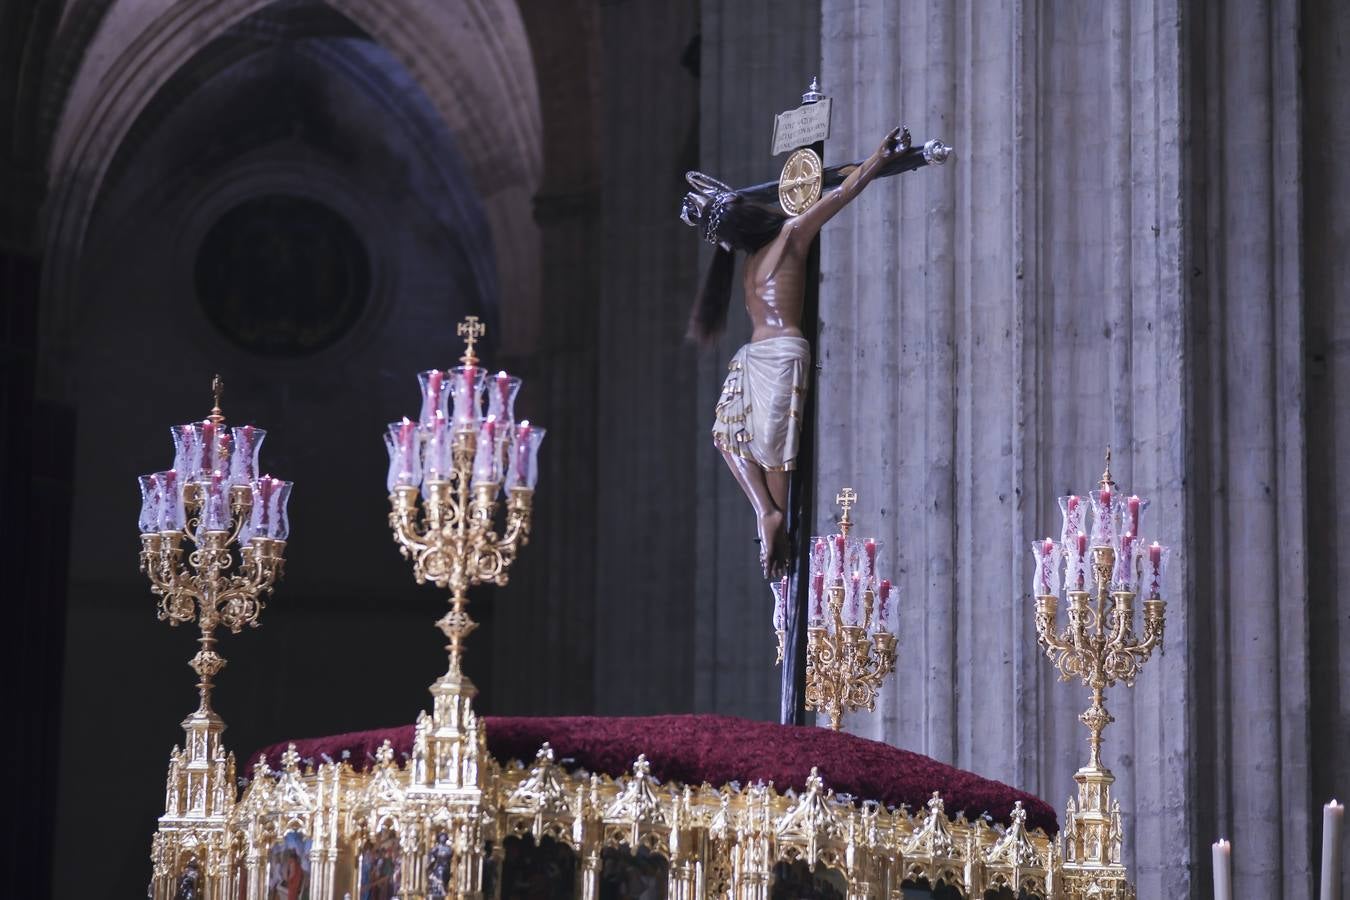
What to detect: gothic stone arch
<box><xmin>41</xmin><ymin>0</ymin><xmax>544</xmax><ymax>398</ymax></box>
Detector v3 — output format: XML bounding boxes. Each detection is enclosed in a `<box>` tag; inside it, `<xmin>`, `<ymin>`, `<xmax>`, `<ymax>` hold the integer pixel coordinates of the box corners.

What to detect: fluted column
<box><xmin>819</xmin><ymin>1</ymin><xmax>1192</xmax><ymax>895</ymax></box>
<box><xmin>1187</xmin><ymin>0</ymin><xmax>1313</xmax><ymax>895</ymax></box>
<box><xmin>1303</xmin><ymin>2</ymin><xmax>1350</xmax><ymax>897</ymax></box>
<box><xmin>590</xmin><ymin>0</ymin><xmax>702</xmax><ymax>714</ymax></box>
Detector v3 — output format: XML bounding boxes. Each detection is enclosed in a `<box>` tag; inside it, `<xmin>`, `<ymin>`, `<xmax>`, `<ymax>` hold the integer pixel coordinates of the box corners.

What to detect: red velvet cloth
<box><xmin>247</xmin><ymin>713</ymin><xmax>1057</xmax><ymax>834</ymax></box>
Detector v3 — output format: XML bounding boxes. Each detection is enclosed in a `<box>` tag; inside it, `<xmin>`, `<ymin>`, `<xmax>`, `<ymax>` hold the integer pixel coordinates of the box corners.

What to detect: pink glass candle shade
<box><xmin>449</xmin><ymin>365</ymin><xmax>485</xmax><ymax>428</ymax></box>
<box><xmin>1090</xmin><ymin>488</ymin><xmax>1118</xmax><ymax>548</ymax></box>
<box><xmin>385</xmin><ymin>418</ymin><xmax>422</xmax><ymax>492</ymax></box>
<box><xmin>1146</xmin><ymin>542</ymin><xmax>1170</xmax><ymax>598</ymax></box>
<box><xmin>810</xmin><ymin>538</ymin><xmax>828</xmax><ymax>580</ymax></box>
<box><xmin>244</xmin><ymin>475</ymin><xmax>292</xmax><ymax>542</ymax></box>
<box><xmin>1113</xmin><ymin>531</ymin><xmax>1140</xmax><ymax>591</ymax></box>
<box><xmin>1122</xmin><ymin>494</ymin><xmax>1148</xmax><ymax>541</ymax></box>
<box><xmin>842</xmin><ymin>572</ymin><xmax>864</xmax><ymax>626</ymax></box>
<box><xmin>864</xmin><ymin>538</ymin><xmax>878</xmax><ymax>587</ymax></box>
<box><xmin>472</xmin><ymin>416</ymin><xmax>503</xmax><ymax>485</ymax></box>
<box><xmin>200</xmin><ymin>420</ymin><xmax>231</xmax><ymax>479</ymax></box>
<box><xmin>138</xmin><ymin>473</ymin><xmax>162</xmax><ymax>534</ymax></box>
<box><xmin>159</xmin><ymin>470</ymin><xmax>185</xmax><ymax>532</ymax></box>
<box><xmin>1059</xmin><ymin>495</ymin><xmax>1084</xmax><ymax>547</ymax></box>
<box><xmin>228</xmin><ymin>426</ymin><xmax>265</xmax><ymax>486</ymax></box>
<box><xmin>417</xmin><ymin>369</ymin><xmax>450</xmax><ymax>429</ymax></box>
<box><xmin>876</xmin><ymin>578</ymin><xmax>896</xmax><ymax>633</ymax></box>
<box><xmin>421</xmin><ymin>412</ymin><xmax>451</xmax><ymax>486</ymax></box>
<box><xmin>171</xmin><ymin>423</ymin><xmax>204</xmax><ymax>481</ymax></box>
<box><xmin>809</xmin><ymin>572</ymin><xmax>826</xmax><ymax>625</ymax></box>
<box><xmin>259</xmin><ymin>476</ymin><xmax>293</xmax><ymax>541</ymax></box>
<box><xmin>831</xmin><ymin>534</ymin><xmax>846</xmax><ymax>582</ymax></box>
<box><xmin>1067</xmin><ymin>532</ymin><xmax>1090</xmax><ymax>591</ymax></box>
<box><xmin>197</xmin><ymin>472</ymin><xmax>233</xmax><ymax>536</ymax></box>
<box><xmin>486</xmin><ymin>371</ymin><xmax>521</xmax><ymax>426</ymax></box>
<box><xmin>770</xmin><ymin>576</ymin><xmax>789</xmax><ymax>631</ymax></box>
<box><xmin>1030</xmin><ymin>538</ymin><xmax>1061</xmax><ymax>597</ymax></box>
<box><xmin>505</xmin><ymin>422</ymin><xmax>546</xmax><ymax>490</ymax></box>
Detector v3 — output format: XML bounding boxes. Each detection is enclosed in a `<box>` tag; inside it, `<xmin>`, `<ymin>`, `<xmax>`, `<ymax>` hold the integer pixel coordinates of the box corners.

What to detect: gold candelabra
<box><xmin>383</xmin><ymin>317</ymin><xmax>544</xmax><ymax>896</ymax></box>
<box><xmin>140</xmin><ymin>377</ymin><xmax>291</xmax><ymax>899</ymax></box>
<box><xmin>1032</xmin><ymin>451</ymin><xmax>1169</xmax><ymax>900</ymax></box>
<box><xmin>801</xmin><ymin>487</ymin><xmax>899</xmax><ymax>730</ymax></box>
<box><xmin>387</xmin><ymin>317</ymin><xmax>540</xmax><ymax>692</ymax></box>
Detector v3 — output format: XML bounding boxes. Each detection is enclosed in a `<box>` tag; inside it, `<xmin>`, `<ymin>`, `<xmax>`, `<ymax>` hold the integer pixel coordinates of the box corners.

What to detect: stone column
<box><xmin>490</xmin><ymin>0</ymin><xmax>604</xmax><ymax>716</ymax></box>
<box><xmin>1186</xmin><ymin>0</ymin><xmax>1313</xmax><ymax>895</ymax></box>
<box><xmin>1303</xmin><ymin>2</ymin><xmax>1350</xmax><ymax>897</ymax></box>
<box><xmin>818</xmin><ymin>1</ymin><xmax>1192</xmax><ymax>895</ymax></box>
<box><xmin>589</xmin><ymin>0</ymin><xmax>702</xmax><ymax>714</ymax></box>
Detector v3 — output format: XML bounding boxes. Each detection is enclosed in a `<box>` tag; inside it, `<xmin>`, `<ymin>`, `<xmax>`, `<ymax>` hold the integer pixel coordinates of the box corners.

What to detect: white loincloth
<box><xmin>711</xmin><ymin>336</ymin><xmax>811</xmax><ymax>472</ymax></box>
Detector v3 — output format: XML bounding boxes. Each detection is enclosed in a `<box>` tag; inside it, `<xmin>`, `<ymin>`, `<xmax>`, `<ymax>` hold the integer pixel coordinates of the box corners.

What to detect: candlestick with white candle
<box><xmin>1324</xmin><ymin>800</ymin><xmax>1344</xmax><ymax>900</ymax></box>
<box><xmin>1213</xmin><ymin>838</ymin><xmax>1232</xmax><ymax>900</ymax></box>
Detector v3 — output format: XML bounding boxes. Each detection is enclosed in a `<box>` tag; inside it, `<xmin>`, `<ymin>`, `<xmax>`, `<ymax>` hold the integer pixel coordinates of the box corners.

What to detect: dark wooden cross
<box><xmin>762</xmin><ymin>81</ymin><xmax>950</xmax><ymax>725</ymax></box>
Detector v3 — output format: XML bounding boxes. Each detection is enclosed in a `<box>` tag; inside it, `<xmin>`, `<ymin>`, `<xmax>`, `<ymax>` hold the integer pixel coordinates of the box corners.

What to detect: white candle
<box><xmin>1213</xmin><ymin>839</ymin><xmax>1232</xmax><ymax>900</ymax></box>
<box><xmin>1324</xmin><ymin>800</ymin><xmax>1344</xmax><ymax>900</ymax></box>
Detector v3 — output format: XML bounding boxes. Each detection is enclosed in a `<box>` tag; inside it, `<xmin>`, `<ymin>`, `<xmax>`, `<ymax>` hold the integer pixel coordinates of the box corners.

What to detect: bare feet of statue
<box><xmin>758</xmin><ymin>509</ymin><xmax>790</xmax><ymax>579</ymax></box>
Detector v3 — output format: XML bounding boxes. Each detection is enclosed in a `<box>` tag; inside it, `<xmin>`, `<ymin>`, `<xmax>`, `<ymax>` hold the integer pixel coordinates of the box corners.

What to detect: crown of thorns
<box><xmin>681</xmin><ymin>171</ymin><xmax>736</xmax><ymax>244</ymax></box>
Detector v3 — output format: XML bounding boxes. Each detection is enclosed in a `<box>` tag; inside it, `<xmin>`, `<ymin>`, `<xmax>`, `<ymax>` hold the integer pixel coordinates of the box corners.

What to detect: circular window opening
<box><xmin>195</xmin><ymin>194</ymin><xmax>371</xmax><ymax>357</ymax></box>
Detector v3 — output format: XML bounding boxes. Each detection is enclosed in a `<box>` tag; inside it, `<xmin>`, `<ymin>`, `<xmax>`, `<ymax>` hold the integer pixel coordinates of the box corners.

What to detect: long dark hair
<box><xmin>687</xmin><ymin>196</ymin><xmax>788</xmax><ymax>345</ymax></box>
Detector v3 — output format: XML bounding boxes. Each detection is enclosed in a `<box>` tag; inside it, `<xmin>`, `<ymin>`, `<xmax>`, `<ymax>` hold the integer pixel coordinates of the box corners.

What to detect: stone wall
<box><xmin>815</xmin><ymin>0</ymin><xmax>1349</xmax><ymax>896</ymax></box>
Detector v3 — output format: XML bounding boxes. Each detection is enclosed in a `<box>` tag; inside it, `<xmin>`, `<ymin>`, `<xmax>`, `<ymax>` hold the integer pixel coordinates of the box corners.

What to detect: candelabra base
<box><xmin>414</xmin><ymin>668</ymin><xmax>485</xmax><ymax>792</ymax></box>
<box><xmin>148</xmin><ymin>707</ymin><xmax>238</xmax><ymax>899</ymax></box>
<box><xmin>1058</xmin><ymin>763</ymin><xmax>1136</xmax><ymax>900</ymax></box>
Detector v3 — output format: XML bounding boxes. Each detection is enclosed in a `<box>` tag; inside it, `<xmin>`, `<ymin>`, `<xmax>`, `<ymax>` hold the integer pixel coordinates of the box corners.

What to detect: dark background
<box><xmin>0</xmin><ymin>1</ymin><xmax>761</xmax><ymax>896</ymax></box>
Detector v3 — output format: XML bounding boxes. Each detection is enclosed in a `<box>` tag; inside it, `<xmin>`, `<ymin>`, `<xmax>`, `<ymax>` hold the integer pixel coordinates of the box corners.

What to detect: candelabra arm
<box><xmin>1133</xmin><ymin>619</ymin><xmax>1164</xmax><ymax>658</ymax></box>
<box><xmin>1108</xmin><ymin>592</ymin><xmax>1134</xmax><ymax>647</ymax></box>
<box><xmin>1034</xmin><ymin>594</ymin><xmax>1077</xmax><ymax>662</ymax></box>
<box><xmin>498</xmin><ymin>488</ymin><xmax>535</xmax><ymax>550</ymax></box>
<box><xmin>1067</xmin><ymin>592</ymin><xmax>1094</xmax><ymax>656</ymax></box>
<box><xmin>216</xmin><ymin>550</ymin><xmax>281</xmax><ymax>631</ymax></box>
<box><xmin>388</xmin><ymin>495</ymin><xmax>438</xmax><ymax>569</ymax></box>
<box><xmin>148</xmin><ymin>559</ymin><xmax>194</xmax><ymax>612</ymax></box>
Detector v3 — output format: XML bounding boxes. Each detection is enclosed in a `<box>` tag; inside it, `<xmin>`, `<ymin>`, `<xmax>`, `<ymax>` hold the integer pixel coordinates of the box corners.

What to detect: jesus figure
<box><xmin>681</xmin><ymin>126</ymin><xmax>909</xmax><ymax>578</ymax></box>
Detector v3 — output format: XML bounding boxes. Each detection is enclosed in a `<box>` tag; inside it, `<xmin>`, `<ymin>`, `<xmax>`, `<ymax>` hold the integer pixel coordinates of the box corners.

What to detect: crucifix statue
<box><xmin>679</xmin><ymin>79</ymin><xmax>950</xmax><ymax>722</ymax></box>
<box><xmin>682</xmin><ymin>125</ymin><xmax>910</xmax><ymax>578</ymax></box>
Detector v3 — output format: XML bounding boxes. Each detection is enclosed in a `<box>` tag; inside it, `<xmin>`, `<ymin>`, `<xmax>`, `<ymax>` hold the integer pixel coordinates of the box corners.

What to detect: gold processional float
<box><xmin>140</xmin><ymin>319</ymin><xmax>1170</xmax><ymax>899</ymax></box>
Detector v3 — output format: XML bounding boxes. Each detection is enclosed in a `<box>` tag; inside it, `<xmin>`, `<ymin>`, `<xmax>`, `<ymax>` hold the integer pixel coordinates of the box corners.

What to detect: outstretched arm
<box><xmin>784</xmin><ymin>126</ymin><xmax>908</xmax><ymax>254</ymax></box>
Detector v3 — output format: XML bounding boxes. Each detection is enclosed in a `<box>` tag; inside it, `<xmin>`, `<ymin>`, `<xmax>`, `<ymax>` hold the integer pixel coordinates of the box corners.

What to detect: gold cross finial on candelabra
<box><xmin>209</xmin><ymin>374</ymin><xmax>225</xmax><ymax>425</ymax></box>
<box><xmin>1099</xmin><ymin>445</ymin><xmax>1116</xmax><ymax>492</ymax></box>
<box><xmin>458</xmin><ymin>316</ymin><xmax>485</xmax><ymax>366</ymax></box>
<box><xmin>836</xmin><ymin>487</ymin><xmax>857</xmax><ymax>537</ymax></box>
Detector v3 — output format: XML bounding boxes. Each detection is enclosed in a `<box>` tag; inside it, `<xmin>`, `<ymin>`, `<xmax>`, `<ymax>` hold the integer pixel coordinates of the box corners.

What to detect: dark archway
<box><xmin>47</xmin><ymin>4</ymin><xmax>526</xmax><ymax>896</ymax></box>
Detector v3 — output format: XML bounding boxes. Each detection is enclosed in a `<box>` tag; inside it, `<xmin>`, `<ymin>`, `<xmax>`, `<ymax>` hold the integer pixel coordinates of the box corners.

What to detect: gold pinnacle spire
<box><xmin>1099</xmin><ymin>446</ymin><xmax>1116</xmax><ymax>492</ymax></box>
<box><xmin>836</xmin><ymin>487</ymin><xmax>857</xmax><ymax>537</ymax></box>
<box><xmin>208</xmin><ymin>375</ymin><xmax>225</xmax><ymax>425</ymax></box>
<box><xmin>458</xmin><ymin>316</ymin><xmax>486</xmax><ymax>367</ymax></box>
